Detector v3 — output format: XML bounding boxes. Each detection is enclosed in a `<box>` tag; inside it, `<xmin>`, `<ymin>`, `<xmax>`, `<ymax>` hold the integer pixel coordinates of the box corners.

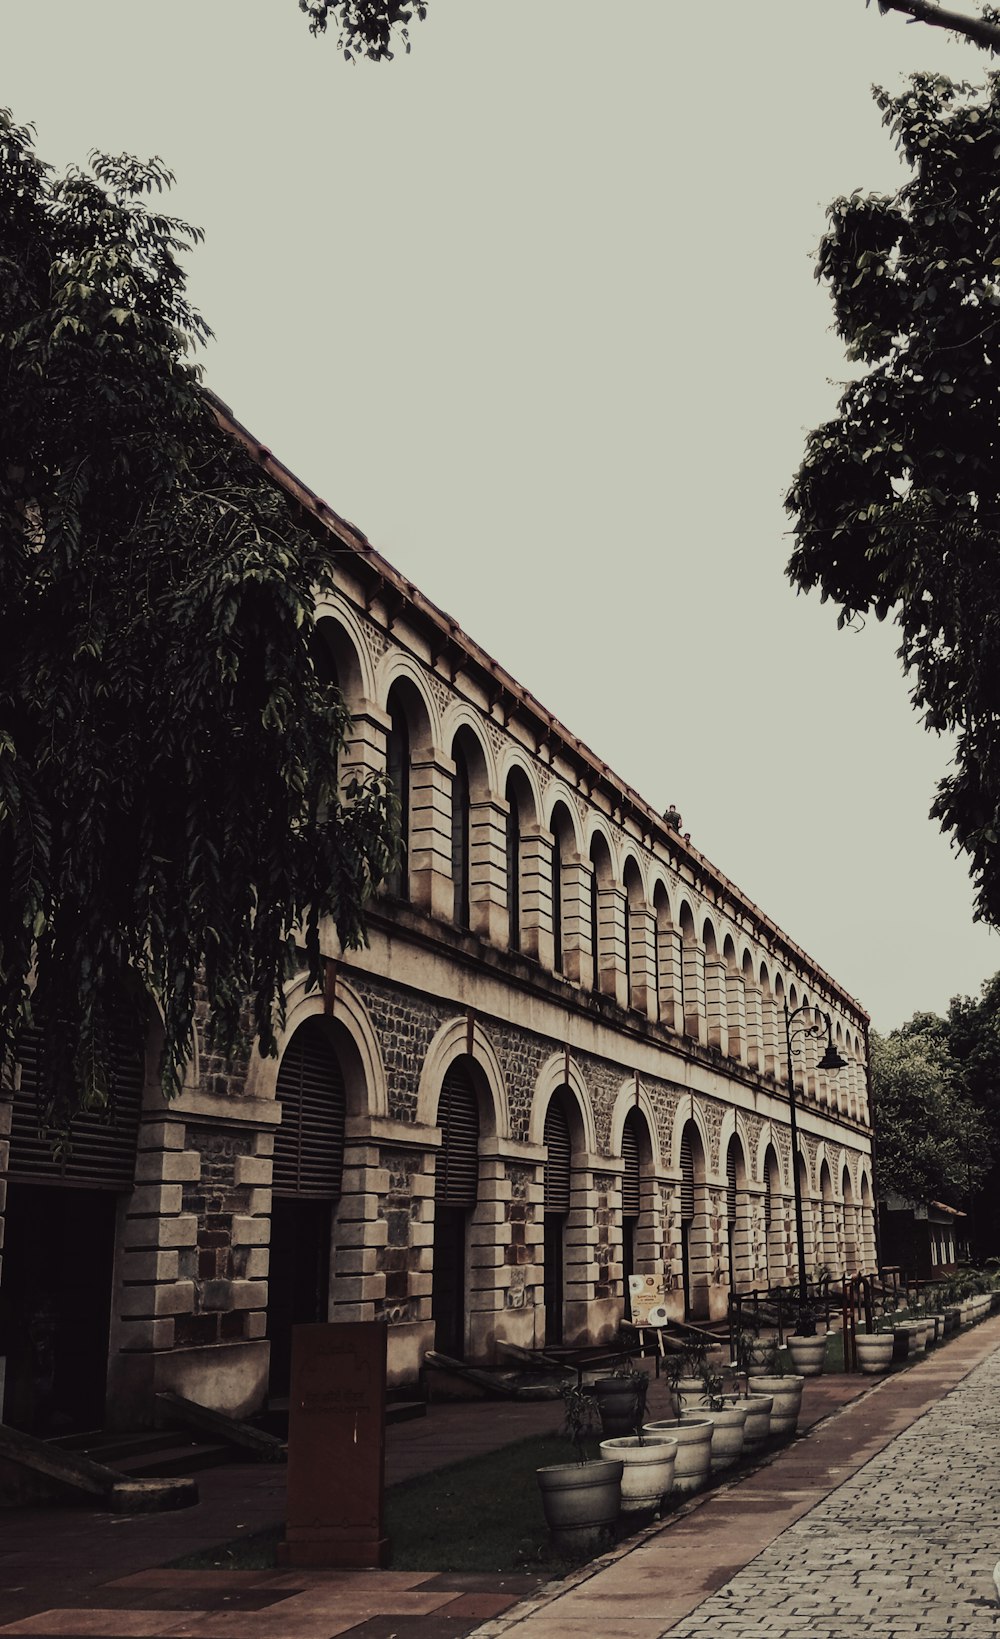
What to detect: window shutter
<box><xmin>543</xmin><ymin>1097</ymin><xmax>571</xmax><ymax>1214</ymax></box>
<box><xmin>680</xmin><ymin>1129</ymin><xmax>695</xmax><ymax>1222</ymax></box>
<box><xmin>726</xmin><ymin>1140</ymin><xmax>739</xmax><ymax>1222</ymax></box>
<box><xmin>621</xmin><ymin>1115</ymin><xmax>641</xmax><ymax>1217</ymax></box>
<box><xmin>435</xmin><ymin>1063</ymin><xmax>480</xmax><ymax>1207</ymax></box>
<box><xmin>273</xmin><ymin>1018</ymin><xmax>345</xmax><ymax>1199</ymax></box>
<box><xmin>8</xmin><ymin>1013</ymin><xmax>144</xmax><ymax>1189</ymax></box>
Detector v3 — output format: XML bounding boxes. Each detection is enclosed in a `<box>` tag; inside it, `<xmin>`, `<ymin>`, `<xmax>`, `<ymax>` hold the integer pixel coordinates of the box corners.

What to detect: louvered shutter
<box><xmin>273</xmin><ymin>1018</ymin><xmax>345</xmax><ymax>1198</ymax></box>
<box><xmin>679</xmin><ymin>1128</ymin><xmax>695</xmax><ymax>1222</ymax></box>
<box><xmin>8</xmin><ymin>1013</ymin><xmax>144</xmax><ymax>1189</ymax></box>
<box><xmin>764</xmin><ymin>1154</ymin><xmax>774</xmax><ymax>1231</ymax></box>
<box><xmin>435</xmin><ymin>1063</ymin><xmax>479</xmax><ymax>1207</ymax></box>
<box><xmin>543</xmin><ymin>1097</ymin><xmax>571</xmax><ymax>1213</ymax></box>
<box><xmin>726</xmin><ymin>1140</ymin><xmax>739</xmax><ymax>1222</ymax></box>
<box><xmin>621</xmin><ymin>1114</ymin><xmax>641</xmax><ymax>1217</ymax></box>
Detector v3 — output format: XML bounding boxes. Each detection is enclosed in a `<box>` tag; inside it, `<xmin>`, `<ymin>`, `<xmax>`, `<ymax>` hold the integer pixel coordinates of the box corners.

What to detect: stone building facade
<box><xmin>0</xmin><ymin>407</ymin><xmax>875</xmax><ymax>1432</ymax></box>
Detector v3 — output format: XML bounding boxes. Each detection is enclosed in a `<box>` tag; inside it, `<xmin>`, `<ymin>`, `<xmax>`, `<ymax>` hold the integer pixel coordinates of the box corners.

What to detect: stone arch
<box><xmin>676</xmin><ymin>1112</ymin><xmax>711</xmax><ymax>1321</ymax></box>
<box><xmin>443</xmin><ymin>703</ymin><xmax>499</xmax><ymax>792</ymax></box>
<box><xmin>668</xmin><ymin>1096</ymin><xmax>712</xmax><ymax>1175</ymax></box>
<box><xmin>762</xmin><ymin>1139</ymin><xmax>785</xmax><ymax>1286</ymax></box>
<box><xmin>723</xmin><ymin>1124</ymin><xmax>752</xmax><ymax>1291</ymax></box>
<box><xmin>702</xmin><ymin>917</ymin><xmax>725</xmax><ymax>1049</ymax></box>
<box><xmin>417</xmin><ymin>1016</ymin><xmax>509</xmax><ymax>1142</ymax></box>
<box><xmin>377</xmin><ymin>651</ymin><xmax>440</xmax><ymax>750</ymax></box>
<box><xmin>497</xmin><ymin>746</ymin><xmax>545</xmax><ymax>820</ymax></box>
<box><xmin>449</xmin><ymin>721</ymin><xmax>491</xmax><ymax>931</ymax></box>
<box><xmin>609</xmin><ymin>1080</ymin><xmax>664</xmax><ymax>1174</ymax></box>
<box><xmin>842</xmin><ymin>1161</ymin><xmax>859</xmax><ymax>1274</ymax></box>
<box><xmin>818</xmin><ymin>1157</ymin><xmax>837</xmax><ymax>1274</ymax></box>
<box><xmin>529</xmin><ymin>1054</ymin><xmax>596</xmax><ymax>1154</ymax></box>
<box><xmin>312</xmin><ymin>598</ymin><xmax>376</xmax><ymax>705</ymax></box>
<box><xmin>383</xmin><ymin>666</ymin><xmax>437</xmax><ymax>902</ymax></box>
<box><xmin>652</xmin><ymin>877</ymin><xmax>676</xmax><ymax>1028</ymax></box>
<box><xmin>247</xmin><ymin>971</ymin><xmax>387</xmax><ymax>1121</ymax></box>
<box><xmin>543</xmin><ymin>780</ymin><xmax>585</xmax><ymax>852</ymax></box>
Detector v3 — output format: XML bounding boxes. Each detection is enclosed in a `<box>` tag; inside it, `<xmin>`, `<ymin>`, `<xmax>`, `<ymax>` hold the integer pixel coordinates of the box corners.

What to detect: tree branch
<box><xmin>874</xmin><ymin>0</ymin><xmax>1000</xmax><ymax>52</ymax></box>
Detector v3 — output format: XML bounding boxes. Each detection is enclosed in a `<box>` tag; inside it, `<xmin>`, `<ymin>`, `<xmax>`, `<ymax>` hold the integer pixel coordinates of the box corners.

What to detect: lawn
<box><xmin>171</xmin><ymin>1434</ymin><xmax>634</xmax><ymax>1575</ymax></box>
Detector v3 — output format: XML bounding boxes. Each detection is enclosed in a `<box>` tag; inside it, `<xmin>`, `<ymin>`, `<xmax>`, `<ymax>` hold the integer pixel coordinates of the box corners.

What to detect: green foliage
<box><xmin>786</xmin><ymin>72</ymin><xmax>1000</xmax><ymax>926</ymax></box>
<box><xmin>870</xmin><ymin>1019</ymin><xmax>991</xmax><ymax>1206</ymax></box>
<box><xmin>0</xmin><ymin>111</ymin><xmax>396</xmax><ymax>1124</ymax></box>
<box><xmin>299</xmin><ymin>0</ymin><xmax>428</xmax><ymax>60</ymax></box>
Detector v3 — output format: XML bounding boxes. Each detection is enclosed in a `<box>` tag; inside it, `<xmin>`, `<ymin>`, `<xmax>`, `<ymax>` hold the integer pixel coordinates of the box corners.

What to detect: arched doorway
<box><xmin>819</xmin><ymin>1160</ymin><xmax>836</xmax><ymax>1275</ymax></box>
<box><xmin>542</xmin><ymin>1091</ymin><xmax>573</xmax><ymax>1344</ymax></box>
<box><xmin>431</xmin><ymin>1059</ymin><xmax>480</xmax><ymax>1359</ymax></box>
<box><xmin>842</xmin><ymin>1165</ymin><xmax>857</xmax><ymax>1275</ymax></box>
<box><xmin>1</xmin><ymin>1006</ymin><xmax>145</xmax><ymax>1434</ymax></box>
<box><xmin>678</xmin><ymin>1121</ymin><xmax>708</xmax><ymax>1320</ymax></box>
<box><xmin>267</xmin><ymin>1017</ymin><xmax>346</xmax><ymax>1396</ymax></box>
<box><xmin>621</xmin><ymin>1110</ymin><xmax>642</xmax><ymax>1290</ymax></box>
<box><xmin>764</xmin><ymin>1144</ymin><xmax>783</xmax><ymax>1287</ymax></box>
<box><xmin>725</xmin><ymin>1134</ymin><xmax>748</xmax><ymax>1291</ymax></box>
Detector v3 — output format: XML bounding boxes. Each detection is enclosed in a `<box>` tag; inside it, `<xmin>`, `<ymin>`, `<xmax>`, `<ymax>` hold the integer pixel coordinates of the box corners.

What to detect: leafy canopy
<box><xmin>787</xmin><ymin>70</ymin><xmax>1000</xmax><ymax>927</ymax></box>
<box><xmin>870</xmin><ymin>1019</ymin><xmax>991</xmax><ymax>1205</ymax></box>
<box><xmin>299</xmin><ymin>0</ymin><xmax>428</xmax><ymax>60</ymax></box>
<box><xmin>0</xmin><ymin>111</ymin><xmax>396</xmax><ymax>1124</ymax></box>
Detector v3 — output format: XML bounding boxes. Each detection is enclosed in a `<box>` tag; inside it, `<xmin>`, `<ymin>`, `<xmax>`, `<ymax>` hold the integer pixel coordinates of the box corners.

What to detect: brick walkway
<box><xmin>475</xmin><ymin>1317</ymin><xmax>1000</xmax><ymax>1638</ymax></box>
<box><xmin>1</xmin><ymin>1326</ymin><xmax>999</xmax><ymax>1638</ymax></box>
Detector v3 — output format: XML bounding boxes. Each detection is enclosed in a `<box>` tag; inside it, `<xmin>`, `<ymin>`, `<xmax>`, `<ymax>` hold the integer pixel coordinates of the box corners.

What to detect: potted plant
<box><xmin>785</xmin><ymin>1300</ymin><xmax>828</xmax><ymax>1377</ymax></box>
<box><xmin>536</xmin><ymin>1383</ymin><xmax>623</xmax><ymax>1555</ymax></box>
<box><xmin>747</xmin><ymin>1349</ymin><xmax>805</xmax><ymax>1439</ymax></box>
<box><xmin>854</xmin><ymin>1324</ymin><xmax>895</xmax><ymax>1374</ymax></box>
<box><xmin>592</xmin><ymin>1349</ymin><xmax>649</xmax><ymax>1439</ymax></box>
<box><xmin>691</xmin><ymin>1362</ymin><xmax>748</xmax><ymax>1471</ymax></box>
<box><xmin>598</xmin><ymin>1425</ymin><xmax>678</xmax><ymax>1516</ymax></box>
<box><xmin>642</xmin><ymin>1412</ymin><xmax>714</xmax><ymax>1494</ymax></box>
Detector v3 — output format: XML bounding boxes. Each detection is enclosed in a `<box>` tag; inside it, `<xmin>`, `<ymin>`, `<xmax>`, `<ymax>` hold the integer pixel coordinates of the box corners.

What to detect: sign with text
<box><xmin>279</xmin><ymin>1321</ymin><xmax>388</xmax><ymax>1568</ymax></box>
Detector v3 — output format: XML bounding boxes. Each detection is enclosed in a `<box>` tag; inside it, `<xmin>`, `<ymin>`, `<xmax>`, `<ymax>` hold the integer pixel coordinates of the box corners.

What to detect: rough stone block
<box><xmin>234</xmin><ymin>1155</ymin><xmax>272</xmax><ymax>1187</ymax></box>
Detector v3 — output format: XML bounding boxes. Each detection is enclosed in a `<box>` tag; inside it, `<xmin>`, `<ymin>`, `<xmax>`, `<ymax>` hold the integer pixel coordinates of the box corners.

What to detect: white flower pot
<box><xmin>599</xmin><ymin>1434</ymin><xmax>677</xmax><ymax>1513</ymax></box>
<box><xmin>692</xmin><ymin>1395</ymin><xmax>748</xmax><ymax>1470</ymax></box>
<box><xmin>536</xmin><ymin>1458</ymin><xmax>623</xmax><ymax>1554</ymax></box>
<box><xmin>855</xmin><ymin>1332</ymin><xmax>894</xmax><ymax>1374</ymax></box>
<box><xmin>741</xmin><ymin>1392</ymin><xmax>773</xmax><ymax>1449</ymax></box>
<box><xmin>747</xmin><ymin>1374</ymin><xmax>804</xmax><ymax>1437</ymax></box>
<box><xmin>642</xmin><ymin>1416</ymin><xmax>714</xmax><ymax>1494</ymax></box>
<box><xmin>786</xmin><ymin>1334</ymin><xmax>827</xmax><ymax>1376</ymax></box>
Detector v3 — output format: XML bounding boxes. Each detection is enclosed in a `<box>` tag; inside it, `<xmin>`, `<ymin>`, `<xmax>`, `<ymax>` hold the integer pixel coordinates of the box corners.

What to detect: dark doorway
<box><xmin>543</xmin><ymin>1213</ymin><xmax>565</xmax><ymax>1345</ymax></box>
<box><xmin>266</xmin><ymin>1196</ymin><xmax>331</xmax><ymax>1397</ymax></box>
<box><xmin>431</xmin><ymin>1061</ymin><xmax>480</xmax><ymax>1360</ymax></box>
<box><xmin>432</xmin><ymin>1203</ymin><xmax>467</xmax><ymax>1359</ymax></box>
<box><xmin>0</xmin><ymin>1184</ymin><xmax>117</xmax><ymax>1435</ymax></box>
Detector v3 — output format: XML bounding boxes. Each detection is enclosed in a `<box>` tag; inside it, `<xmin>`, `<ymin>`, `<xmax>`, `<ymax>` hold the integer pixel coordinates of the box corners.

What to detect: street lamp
<box><xmin>783</xmin><ymin>1003</ymin><xmax>848</xmax><ymax>1315</ymax></box>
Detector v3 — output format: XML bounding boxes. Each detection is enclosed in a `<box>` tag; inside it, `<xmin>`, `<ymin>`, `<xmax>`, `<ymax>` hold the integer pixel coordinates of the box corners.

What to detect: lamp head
<box><xmin>818</xmin><ymin>1041</ymin><xmax>847</xmax><ymax>1073</ymax></box>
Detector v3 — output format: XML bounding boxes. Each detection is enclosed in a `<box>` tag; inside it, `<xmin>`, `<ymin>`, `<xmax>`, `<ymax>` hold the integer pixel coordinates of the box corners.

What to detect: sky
<box><xmin>4</xmin><ymin>0</ymin><xmax>999</xmax><ymax>1031</ymax></box>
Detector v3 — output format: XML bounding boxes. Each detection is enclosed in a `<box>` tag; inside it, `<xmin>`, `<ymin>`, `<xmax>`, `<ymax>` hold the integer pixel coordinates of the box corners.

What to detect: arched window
<box><xmin>552</xmin><ymin>842</ymin><xmax>563</xmax><ymax>973</ymax></box>
<box><xmin>506</xmin><ymin>792</ymin><xmax>521</xmax><ymax>952</ymax></box>
<box><xmin>621</xmin><ymin>1110</ymin><xmax>642</xmax><ymax>1289</ymax></box>
<box><xmin>451</xmin><ymin>741</ymin><xmax>471</xmax><ymax>929</ymax></box>
<box><xmin>543</xmin><ymin>1092</ymin><xmax>573</xmax><ymax>1345</ymax></box>
<box><xmin>385</xmin><ymin>689</ymin><xmax>410</xmax><ymax>901</ymax></box>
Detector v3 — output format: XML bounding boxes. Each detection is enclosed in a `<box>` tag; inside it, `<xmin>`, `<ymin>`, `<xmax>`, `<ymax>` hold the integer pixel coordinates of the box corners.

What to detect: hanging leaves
<box><xmin>0</xmin><ymin>111</ymin><xmax>396</xmax><ymax>1126</ymax></box>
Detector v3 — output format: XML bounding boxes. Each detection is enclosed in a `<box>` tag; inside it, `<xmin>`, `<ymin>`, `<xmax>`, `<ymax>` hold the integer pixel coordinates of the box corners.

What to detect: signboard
<box><xmin>628</xmin><ymin>1274</ymin><xmax>667</xmax><ymax>1327</ymax></box>
<box><xmin>278</xmin><ymin>1321</ymin><xmax>388</xmax><ymax>1568</ymax></box>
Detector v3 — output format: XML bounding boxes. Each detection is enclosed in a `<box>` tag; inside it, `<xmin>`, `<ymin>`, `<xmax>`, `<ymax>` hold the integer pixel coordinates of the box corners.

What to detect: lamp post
<box><xmin>783</xmin><ymin>1003</ymin><xmax>847</xmax><ymax>1315</ymax></box>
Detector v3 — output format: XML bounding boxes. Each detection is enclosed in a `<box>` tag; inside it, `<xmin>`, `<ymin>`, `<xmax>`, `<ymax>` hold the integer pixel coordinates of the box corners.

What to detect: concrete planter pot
<box><xmin>593</xmin><ymin>1374</ymin><xmax>648</xmax><ymax>1439</ymax></box>
<box><xmin>642</xmin><ymin>1416</ymin><xmax>714</xmax><ymax>1494</ymax></box>
<box><xmin>671</xmin><ymin>1377</ymin><xmax>704</xmax><ymax>1415</ymax></box>
<box><xmin>944</xmin><ymin>1306</ymin><xmax>961</xmax><ymax>1335</ymax></box>
<box><xmin>894</xmin><ymin>1322</ymin><xmax>922</xmax><ymax>1360</ymax></box>
<box><xmin>692</xmin><ymin>1396</ymin><xmax>748</xmax><ymax>1470</ymax></box>
<box><xmin>928</xmin><ymin>1313</ymin><xmax>945</xmax><ymax>1343</ymax></box>
<box><xmin>747</xmin><ymin>1374</ymin><xmax>804</xmax><ymax>1438</ymax></box>
<box><xmin>536</xmin><ymin>1459</ymin><xmax>623</xmax><ymax>1555</ymax></box>
<box><xmin>786</xmin><ymin>1334</ymin><xmax>827</xmax><ymax>1377</ymax></box>
<box><xmin>740</xmin><ymin>1392</ymin><xmax>774</xmax><ymax>1450</ymax></box>
<box><xmin>855</xmin><ymin>1332</ymin><xmax>894</xmax><ymax>1374</ymax></box>
<box><xmin>599</xmin><ymin>1434</ymin><xmax>676</xmax><ymax>1514</ymax></box>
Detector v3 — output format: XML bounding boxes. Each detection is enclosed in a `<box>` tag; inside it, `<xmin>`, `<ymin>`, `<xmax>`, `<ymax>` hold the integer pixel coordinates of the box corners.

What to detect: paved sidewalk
<box><xmin>0</xmin><ymin>1326</ymin><xmax>997</xmax><ymax>1638</ymax></box>
<box><xmin>475</xmin><ymin>1318</ymin><xmax>1000</xmax><ymax>1638</ymax></box>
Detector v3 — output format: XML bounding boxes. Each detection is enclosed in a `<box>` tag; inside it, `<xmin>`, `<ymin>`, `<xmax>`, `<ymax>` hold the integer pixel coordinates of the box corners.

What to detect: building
<box><xmin>0</xmin><ymin>405</ymin><xmax>875</xmax><ymax>1434</ymax></box>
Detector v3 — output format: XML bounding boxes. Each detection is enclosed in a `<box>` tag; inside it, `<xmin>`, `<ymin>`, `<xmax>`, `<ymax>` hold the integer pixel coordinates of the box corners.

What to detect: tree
<box><xmin>869</xmin><ymin>1020</ymin><xmax>991</xmax><ymax>1205</ymax></box>
<box><xmin>786</xmin><ymin>71</ymin><xmax>1000</xmax><ymax>926</ymax></box>
<box><xmin>872</xmin><ymin>1</ymin><xmax>1000</xmax><ymax>53</ymax></box>
<box><xmin>299</xmin><ymin>0</ymin><xmax>428</xmax><ymax>59</ymax></box>
<box><xmin>0</xmin><ymin>111</ymin><xmax>396</xmax><ymax>1125</ymax></box>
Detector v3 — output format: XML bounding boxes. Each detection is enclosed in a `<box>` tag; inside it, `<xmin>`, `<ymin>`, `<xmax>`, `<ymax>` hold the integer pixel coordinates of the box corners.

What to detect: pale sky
<box><xmin>5</xmin><ymin>0</ymin><xmax>999</xmax><ymax>1030</ymax></box>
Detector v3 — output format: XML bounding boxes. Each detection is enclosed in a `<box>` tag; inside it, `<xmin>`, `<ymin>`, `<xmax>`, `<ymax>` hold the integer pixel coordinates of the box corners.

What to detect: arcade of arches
<box><xmin>0</xmin><ymin>416</ymin><xmax>875</xmax><ymax>1430</ymax></box>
